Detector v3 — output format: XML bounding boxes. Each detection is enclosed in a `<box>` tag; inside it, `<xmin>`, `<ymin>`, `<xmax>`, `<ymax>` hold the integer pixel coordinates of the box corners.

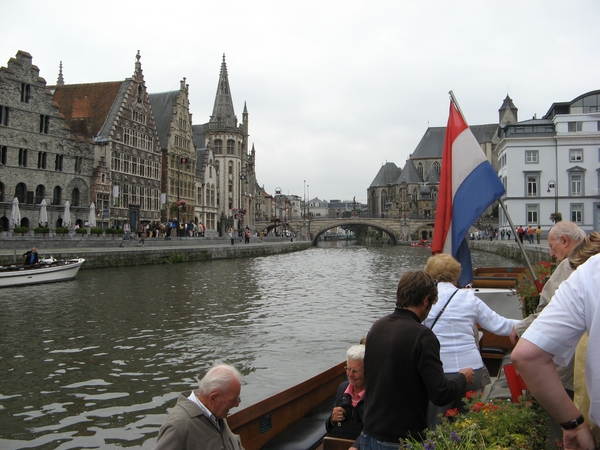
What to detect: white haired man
<box><xmin>153</xmin><ymin>364</ymin><xmax>244</xmax><ymax>450</ymax></box>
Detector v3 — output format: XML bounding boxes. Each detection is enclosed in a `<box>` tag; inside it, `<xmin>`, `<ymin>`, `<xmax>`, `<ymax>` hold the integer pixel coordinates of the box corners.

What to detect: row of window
<box><xmin>111</xmin><ymin>151</ymin><xmax>160</xmax><ymax>178</ymax></box>
<box><xmin>116</xmin><ymin>184</ymin><xmax>160</xmax><ymax>211</ymax></box>
<box><xmin>132</xmin><ymin>110</ymin><xmax>147</xmax><ymax>125</ymax></box>
<box><xmin>525</xmin><ymin>203</ymin><xmax>585</xmax><ymax>224</ymax></box>
<box><xmin>0</xmin><ymin>182</ymin><xmax>80</xmax><ymax>206</ymax></box>
<box><xmin>213</xmin><ymin>139</ymin><xmax>238</xmax><ymax>155</ymax></box>
<box><xmin>523</xmin><ymin>148</ymin><xmax>587</xmax><ymax>164</ymax></box>
<box><xmin>122</xmin><ymin>128</ymin><xmax>154</xmax><ymax>151</ymax></box>
<box><xmin>0</xmin><ymin>147</ymin><xmax>82</xmax><ymax>172</ymax></box>
<box><xmin>523</xmin><ymin>172</ymin><xmax>586</xmax><ymax>197</ymax></box>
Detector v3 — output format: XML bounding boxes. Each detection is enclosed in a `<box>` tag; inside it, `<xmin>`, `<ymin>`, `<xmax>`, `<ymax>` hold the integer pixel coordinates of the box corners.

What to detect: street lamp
<box><xmin>547</xmin><ymin>180</ymin><xmax>559</xmax><ymax>222</ymax></box>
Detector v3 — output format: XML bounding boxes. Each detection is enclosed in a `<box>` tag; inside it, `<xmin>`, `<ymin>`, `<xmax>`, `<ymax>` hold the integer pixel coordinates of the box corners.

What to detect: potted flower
<box><xmin>514</xmin><ymin>261</ymin><xmax>552</xmax><ymax>317</ymax></box>
<box><xmin>404</xmin><ymin>392</ymin><xmax>553</xmax><ymax>449</ymax></box>
<box><xmin>34</xmin><ymin>226</ymin><xmax>50</xmax><ymax>236</ymax></box>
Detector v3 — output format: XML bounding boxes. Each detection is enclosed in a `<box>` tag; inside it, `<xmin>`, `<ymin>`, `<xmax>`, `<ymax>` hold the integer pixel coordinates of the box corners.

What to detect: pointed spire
<box><xmin>210</xmin><ymin>54</ymin><xmax>237</xmax><ymax>128</ymax></box>
<box><xmin>56</xmin><ymin>61</ymin><xmax>64</xmax><ymax>86</ymax></box>
<box><xmin>133</xmin><ymin>50</ymin><xmax>144</xmax><ymax>82</ymax></box>
<box><xmin>498</xmin><ymin>94</ymin><xmax>518</xmax><ymax>126</ymax></box>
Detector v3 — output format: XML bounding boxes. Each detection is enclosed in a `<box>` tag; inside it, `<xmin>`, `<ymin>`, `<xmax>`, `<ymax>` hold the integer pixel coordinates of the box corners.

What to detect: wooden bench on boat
<box><xmin>472</xmin><ymin>267</ymin><xmax>527</xmax><ymax>289</ymax></box>
<box><xmin>228</xmin><ymin>362</ymin><xmax>345</xmax><ymax>450</ymax></box>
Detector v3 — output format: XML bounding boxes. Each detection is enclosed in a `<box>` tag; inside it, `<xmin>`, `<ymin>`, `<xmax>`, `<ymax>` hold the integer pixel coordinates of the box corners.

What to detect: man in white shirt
<box><xmin>512</xmin><ymin>253</ymin><xmax>600</xmax><ymax>450</ymax></box>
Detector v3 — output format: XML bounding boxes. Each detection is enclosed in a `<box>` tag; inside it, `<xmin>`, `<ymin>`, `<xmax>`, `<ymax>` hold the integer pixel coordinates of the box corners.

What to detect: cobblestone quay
<box><xmin>0</xmin><ymin>236</ymin><xmax>311</xmax><ymax>269</ymax></box>
<box><xmin>469</xmin><ymin>238</ymin><xmax>551</xmax><ymax>264</ymax></box>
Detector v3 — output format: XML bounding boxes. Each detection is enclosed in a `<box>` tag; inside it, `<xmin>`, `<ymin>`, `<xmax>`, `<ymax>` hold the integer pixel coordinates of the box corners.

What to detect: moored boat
<box><xmin>0</xmin><ymin>257</ymin><xmax>85</xmax><ymax>287</ymax></box>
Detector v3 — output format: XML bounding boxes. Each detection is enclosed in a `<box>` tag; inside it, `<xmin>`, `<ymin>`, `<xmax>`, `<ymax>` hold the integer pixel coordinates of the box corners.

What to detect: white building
<box><xmin>497</xmin><ymin>90</ymin><xmax>600</xmax><ymax>234</ymax></box>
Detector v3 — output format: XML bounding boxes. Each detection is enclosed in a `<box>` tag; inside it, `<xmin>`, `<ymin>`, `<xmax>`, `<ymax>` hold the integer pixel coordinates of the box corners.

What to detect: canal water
<box><xmin>0</xmin><ymin>243</ymin><xmax>518</xmax><ymax>449</ymax></box>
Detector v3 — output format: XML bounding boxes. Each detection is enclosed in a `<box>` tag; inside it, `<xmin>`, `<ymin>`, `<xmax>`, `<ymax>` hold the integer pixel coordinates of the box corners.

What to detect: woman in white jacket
<box><xmin>423</xmin><ymin>253</ymin><xmax>519</xmax><ymax>428</ymax></box>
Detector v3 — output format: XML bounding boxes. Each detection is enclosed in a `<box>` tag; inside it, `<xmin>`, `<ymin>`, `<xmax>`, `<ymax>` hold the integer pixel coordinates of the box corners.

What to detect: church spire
<box><xmin>210</xmin><ymin>54</ymin><xmax>237</xmax><ymax>128</ymax></box>
<box><xmin>56</xmin><ymin>61</ymin><xmax>64</xmax><ymax>85</ymax></box>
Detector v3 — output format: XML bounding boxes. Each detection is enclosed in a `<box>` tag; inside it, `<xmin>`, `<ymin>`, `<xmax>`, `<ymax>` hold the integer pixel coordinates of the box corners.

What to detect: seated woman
<box><xmin>326</xmin><ymin>344</ymin><xmax>365</xmax><ymax>449</ymax></box>
<box><xmin>423</xmin><ymin>253</ymin><xmax>519</xmax><ymax>428</ymax></box>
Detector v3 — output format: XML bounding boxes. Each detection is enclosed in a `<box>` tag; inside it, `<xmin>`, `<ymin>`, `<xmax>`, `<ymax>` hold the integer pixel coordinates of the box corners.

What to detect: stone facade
<box><xmin>149</xmin><ymin>79</ymin><xmax>196</xmax><ymax>228</ymax></box>
<box><xmin>200</xmin><ymin>55</ymin><xmax>257</xmax><ymax>234</ymax></box>
<box><xmin>0</xmin><ymin>51</ymin><xmax>94</xmax><ymax>232</ymax></box>
<box><xmin>52</xmin><ymin>52</ymin><xmax>162</xmax><ymax>230</ymax></box>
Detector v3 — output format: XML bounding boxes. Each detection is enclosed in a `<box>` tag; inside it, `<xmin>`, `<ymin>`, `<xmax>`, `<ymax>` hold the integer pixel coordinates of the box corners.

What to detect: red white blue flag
<box><xmin>432</xmin><ymin>96</ymin><xmax>506</xmax><ymax>287</ymax></box>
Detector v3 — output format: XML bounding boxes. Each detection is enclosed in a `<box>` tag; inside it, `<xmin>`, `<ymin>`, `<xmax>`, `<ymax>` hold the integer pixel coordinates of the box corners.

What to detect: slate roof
<box><xmin>398</xmin><ymin>160</ymin><xmax>423</xmax><ymax>184</ymax></box>
<box><xmin>369</xmin><ymin>162</ymin><xmax>401</xmax><ymax>188</ymax></box>
<box><xmin>411</xmin><ymin>124</ymin><xmax>498</xmax><ymax>160</ymax></box>
<box><xmin>192</xmin><ymin>124</ymin><xmax>205</xmax><ymax>150</ymax></box>
<box><xmin>148</xmin><ymin>91</ymin><xmax>179</xmax><ymax>149</ymax></box>
<box><xmin>196</xmin><ymin>148</ymin><xmax>207</xmax><ymax>182</ymax></box>
<box><xmin>52</xmin><ymin>81</ymin><xmax>125</xmax><ymax>138</ymax></box>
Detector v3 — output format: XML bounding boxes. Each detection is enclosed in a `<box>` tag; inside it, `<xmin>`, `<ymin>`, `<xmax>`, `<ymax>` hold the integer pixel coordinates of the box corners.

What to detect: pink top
<box><xmin>343</xmin><ymin>384</ymin><xmax>365</xmax><ymax>407</ymax></box>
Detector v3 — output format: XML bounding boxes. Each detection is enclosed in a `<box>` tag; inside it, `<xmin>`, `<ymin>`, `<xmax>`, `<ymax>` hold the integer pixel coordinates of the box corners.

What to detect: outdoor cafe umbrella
<box><xmin>10</xmin><ymin>197</ymin><xmax>21</xmax><ymax>228</ymax></box>
<box><xmin>39</xmin><ymin>199</ymin><xmax>48</xmax><ymax>226</ymax></box>
<box><xmin>63</xmin><ymin>201</ymin><xmax>71</xmax><ymax>227</ymax></box>
<box><xmin>88</xmin><ymin>202</ymin><xmax>96</xmax><ymax>227</ymax></box>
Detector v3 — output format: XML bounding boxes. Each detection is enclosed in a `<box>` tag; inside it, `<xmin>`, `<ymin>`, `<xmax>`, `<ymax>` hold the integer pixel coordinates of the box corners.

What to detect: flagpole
<box><xmin>449</xmin><ymin>90</ymin><xmax>468</xmax><ymax>126</ymax></box>
<box><xmin>498</xmin><ymin>199</ymin><xmax>542</xmax><ymax>292</ymax></box>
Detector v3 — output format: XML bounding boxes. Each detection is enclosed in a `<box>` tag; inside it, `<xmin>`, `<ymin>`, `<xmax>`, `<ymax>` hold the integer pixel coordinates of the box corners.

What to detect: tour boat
<box><xmin>227</xmin><ymin>268</ymin><xmax>525</xmax><ymax>450</ymax></box>
<box><xmin>0</xmin><ymin>257</ymin><xmax>85</xmax><ymax>288</ymax></box>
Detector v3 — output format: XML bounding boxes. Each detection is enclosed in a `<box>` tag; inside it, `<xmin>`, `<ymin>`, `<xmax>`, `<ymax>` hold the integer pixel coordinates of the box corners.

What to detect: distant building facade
<box><xmin>496</xmin><ymin>90</ymin><xmax>600</xmax><ymax>233</ymax></box>
<box><xmin>0</xmin><ymin>51</ymin><xmax>94</xmax><ymax>231</ymax></box>
<box><xmin>52</xmin><ymin>51</ymin><xmax>162</xmax><ymax>230</ymax></box>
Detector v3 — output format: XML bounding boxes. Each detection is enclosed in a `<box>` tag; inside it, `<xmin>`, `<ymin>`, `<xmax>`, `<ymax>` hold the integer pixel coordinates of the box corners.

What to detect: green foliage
<box><xmin>34</xmin><ymin>226</ymin><xmax>49</xmax><ymax>234</ymax></box>
<box><xmin>90</xmin><ymin>227</ymin><xmax>104</xmax><ymax>235</ymax></box>
<box><xmin>105</xmin><ymin>228</ymin><xmax>118</xmax><ymax>235</ymax></box>
<box><xmin>55</xmin><ymin>227</ymin><xmax>68</xmax><ymax>234</ymax></box>
<box><xmin>117</xmin><ymin>228</ymin><xmax>125</xmax><ymax>235</ymax></box>
<box><xmin>14</xmin><ymin>226</ymin><xmax>29</xmax><ymax>234</ymax></box>
<box><xmin>404</xmin><ymin>392</ymin><xmax>552</xmax><ymax>449</ymax></box>
<box><xmin>75</xmin><ymin>227</ymin><xmax>88</xmax><ymax>234</ymax></box>
<box><xmin>514</xmin><ymin>261</ymin><xmax>552</xmax><ymax>317</ymax></box>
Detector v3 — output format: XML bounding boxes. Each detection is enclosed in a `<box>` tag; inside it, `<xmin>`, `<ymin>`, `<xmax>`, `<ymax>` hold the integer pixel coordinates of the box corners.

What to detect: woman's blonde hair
<box><xmin>424</xmin><ymin>253</ymin><xmax>461</xmax><ymax>283</ymax></box>
<box><xmin>569</xmin><ymin>231</ymin><xmax>600</xmax><ymax>269</ymax></box>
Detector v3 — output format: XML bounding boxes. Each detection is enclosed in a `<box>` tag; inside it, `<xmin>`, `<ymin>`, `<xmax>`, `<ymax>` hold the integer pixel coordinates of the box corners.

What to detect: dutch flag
<box><xmin>432</xmin><ymin>95</ymin><xmax>506</xmax><ymax>287</ymax></box>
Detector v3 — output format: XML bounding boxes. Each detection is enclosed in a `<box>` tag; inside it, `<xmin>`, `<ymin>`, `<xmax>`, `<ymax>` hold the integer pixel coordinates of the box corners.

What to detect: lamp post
<box><xmin>177</xmin><ymin>155</ymin><xmax>189</xmax><ymax>237</ymax></box>
<box><xmin>547</xmin><ymin>180</ymin><xmax>559</xmax><ymax>222</ymax></box>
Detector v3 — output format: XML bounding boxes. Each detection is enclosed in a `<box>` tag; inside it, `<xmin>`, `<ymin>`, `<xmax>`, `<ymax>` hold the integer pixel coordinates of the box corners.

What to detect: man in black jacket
<box><xmin>23</xmin><ymin>247</ymin><xmax>39</xmax><ymax>265</ymax></box>
<box><xmin>361</xmin><ymin>271</ymin><xmax>474</xmax><ymax>448</ymax></box>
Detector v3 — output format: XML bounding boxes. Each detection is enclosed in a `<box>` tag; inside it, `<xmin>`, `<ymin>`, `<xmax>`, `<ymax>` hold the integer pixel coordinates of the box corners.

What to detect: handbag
<box><xmin>429</xmin><ymin>288</ymin><xmax>459</xmax><ymax>329</ymax></box>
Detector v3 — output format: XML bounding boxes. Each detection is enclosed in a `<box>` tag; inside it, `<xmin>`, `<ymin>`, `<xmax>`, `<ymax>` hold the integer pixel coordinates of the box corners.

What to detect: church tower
<box><xmin>202</xmin><ymin>55</ymin><xmax>253</xmax><ymax>231</ymax></box>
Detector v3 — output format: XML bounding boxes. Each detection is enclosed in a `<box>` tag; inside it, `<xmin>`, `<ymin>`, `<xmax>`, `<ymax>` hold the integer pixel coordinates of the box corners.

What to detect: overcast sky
<box><xmin>3</xmin><ymin>0</ymin><xmax>599</xmax><ymax>203</ymax></box>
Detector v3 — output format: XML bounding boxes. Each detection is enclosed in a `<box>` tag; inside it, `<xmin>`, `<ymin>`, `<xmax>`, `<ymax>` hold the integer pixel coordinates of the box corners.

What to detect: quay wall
<box><xmin>469</xmin><ymin>239</ymin><xmax>551</xmax><ymax>264</ymax></box>
<box><xmin>0</xmin><ymin>237</ymin><xmax>311</xmax><ymax>269</ymax></box>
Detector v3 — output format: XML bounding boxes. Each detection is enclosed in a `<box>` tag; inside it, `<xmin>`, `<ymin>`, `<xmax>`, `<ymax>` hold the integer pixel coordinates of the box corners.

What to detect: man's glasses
<box><xmin>344</xmin><ymin>366</ymin><xmax>362</xmax><ymax>375</ymax></box>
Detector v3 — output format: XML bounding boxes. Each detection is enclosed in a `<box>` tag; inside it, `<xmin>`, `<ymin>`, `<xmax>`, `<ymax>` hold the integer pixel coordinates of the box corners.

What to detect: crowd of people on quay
<box><xmin>150</xmin><ymin>220</ymin><xmax>600</xmax><ymax>450</ymax></box>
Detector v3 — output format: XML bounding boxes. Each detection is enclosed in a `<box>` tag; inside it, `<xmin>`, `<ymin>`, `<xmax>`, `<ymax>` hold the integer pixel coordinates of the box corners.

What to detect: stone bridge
<box><xmin>254</xmin><ymin>217</ymin><xmax>437</xmax><ymax>245</ymax></box>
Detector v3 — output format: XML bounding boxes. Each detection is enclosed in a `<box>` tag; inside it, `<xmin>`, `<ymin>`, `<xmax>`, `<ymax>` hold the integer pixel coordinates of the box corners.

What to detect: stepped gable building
<box><xmin>367</xmin><ymin>96</ymin><xmax>518</xmax><ymax>224</ymax></box>
<box><xmin>148</xmin><ymin>79</ymin><xmax>197</xmax><ymax>227</ymax></box>
<box><xmin>497</xmin><ymin>90</ymin><xmax>600</xmax><ymax>234</ymax></box>
<box><xmin>195</xmin><ymin>55</ymin><xmax>257</xmax><ymax>233</ymax></box>
<box><xmin>51</xmin><ymin>51</ymin><xmax>162</xmax><ymax>230</ymax></box>
<box><xmin>0</xmin><ymin>50</ymin><xmax>94</xmax><ymax>232</ymax></box>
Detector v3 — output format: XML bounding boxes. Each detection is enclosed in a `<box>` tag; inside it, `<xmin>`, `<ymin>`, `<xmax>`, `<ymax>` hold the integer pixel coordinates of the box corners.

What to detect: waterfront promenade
<box><xmin>0</xmin><ymin>235</ymin><xmax>311</xmax><ymax>268</ymax></box>
<box><xmin>0</xmin><ymin>233</ymin><xmax>552</xmax><ymax>269</ymax></box>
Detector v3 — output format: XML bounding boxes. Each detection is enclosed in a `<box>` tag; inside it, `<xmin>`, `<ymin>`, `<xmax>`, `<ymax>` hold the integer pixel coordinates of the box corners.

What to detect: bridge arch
<box><xmin>311</xmin><ymin>220</ymin><xmax>398</xmax><ymax>245</ymax></box>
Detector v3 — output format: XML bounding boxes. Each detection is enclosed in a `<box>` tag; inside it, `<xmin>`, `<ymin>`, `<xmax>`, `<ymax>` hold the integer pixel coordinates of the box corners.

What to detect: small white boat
<box><xmin>0</xmin><ymin>257</ymin><xmax>85</xmax><ymax>288</ymax></box>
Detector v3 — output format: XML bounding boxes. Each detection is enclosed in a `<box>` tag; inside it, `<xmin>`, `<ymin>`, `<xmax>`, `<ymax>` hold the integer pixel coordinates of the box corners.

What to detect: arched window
<box><xmin>15</xmin><ymin>183</ymin><xmax>27</xmax><ymax>203</ymax></box>
<box><xmin>380</xmin><ymin>190</ymin><xmax>388</xmax><ymax>213</ymax></box>
<box><xmin>228</xmin><ymin>161</ymin><xmax>233</xmax><ymax>175</ymax></box>
<box><xmin>214</xmin><ymin>139</ymin><xmax>222</xmax><ymax>154</ymax></box>
<box><xmin>417</xmin><ymin>162</ymin><xmax>424</xmax><ymax>180</ymax></box>
<box><xmin>433</xmin><ymin>161</ymin><xmax>441</xmax><ymax>176</ymax></box>
<box><xmin>72</xmin><ymin>188</ymin><xmax>80</xmax><ymax>206</ymax></box>
<box><xmin>35</xmin><ymin>185</ymin><xmax>45</xmax><ymax>204</ymax></box>
<box><xmin>52</xmin><ymin>186</ymin><xmax>62</xmax><ymax>205</ymax></box>
<box><xmin>0</xmin><ymin>181</ymin><xmax>5</xmax><ymax>202</ymax></box>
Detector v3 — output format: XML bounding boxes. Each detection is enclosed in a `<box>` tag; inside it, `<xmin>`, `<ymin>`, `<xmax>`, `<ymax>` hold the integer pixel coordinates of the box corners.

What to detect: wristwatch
<box><xmin>560</xmin><ymin>414</ymin><xmax>585</xmax><ymax>430</ymax></box>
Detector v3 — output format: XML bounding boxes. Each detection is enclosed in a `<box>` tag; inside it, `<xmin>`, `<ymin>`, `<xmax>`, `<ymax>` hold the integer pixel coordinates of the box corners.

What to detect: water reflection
<box><xmin>0</xmin><ymin>243</ymin><xmax>518</xmax><ymax>449</ymax></box>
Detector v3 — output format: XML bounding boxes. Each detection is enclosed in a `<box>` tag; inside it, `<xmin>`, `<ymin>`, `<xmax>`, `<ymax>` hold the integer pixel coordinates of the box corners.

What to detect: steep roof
<box><xmin>52</xmin><ymin>81</ymin><xmax>124</xmax><ymax>137</ymax></box>
<box><xmin>412</xmin><ymin>127</ymin><xmax>445</xmax><ymax>158</ymax></box>
<box><xmin>192</xmin><ymin>124</ymin><xmax>205</xmax><ymax>150</ymax></box>
<box><xmin>148</xmin><ymin>90</ymin><xmax>179</xmax><ymax>149</ymax></box>
<box><xmin>369</xmin><ymin>162</ymin><xmax>401</xmax><ymax>188</ymax></box>
<box><xmin>209</xmin><ymin>54</ymin><xmax>237</xmax><ymax>128</ymax></box>
<box><xmin>398</xmin><ymin>159</ymin><xmax>423</xmax><ymax>184</ymax></box>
